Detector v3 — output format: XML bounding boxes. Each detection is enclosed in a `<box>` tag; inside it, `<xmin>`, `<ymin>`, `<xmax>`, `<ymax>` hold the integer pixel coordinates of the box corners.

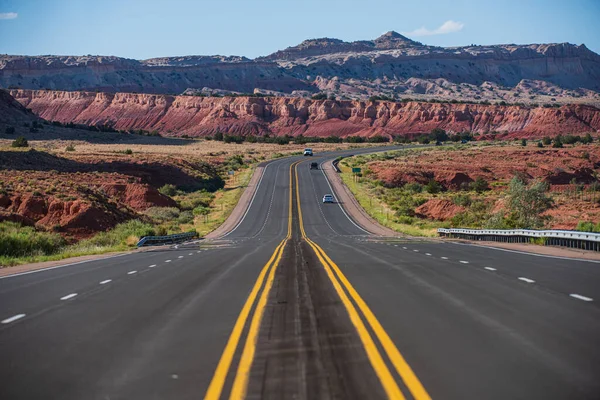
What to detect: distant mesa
<box><xmin>0</xmin><ymin>32</ymin><xmax>599</xmax><ymax>106</ymax></box>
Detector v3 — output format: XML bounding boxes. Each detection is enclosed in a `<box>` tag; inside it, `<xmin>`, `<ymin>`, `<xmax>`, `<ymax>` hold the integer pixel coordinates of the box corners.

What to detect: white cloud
<box><xmin>403</xmin><ymin>20</ymin><xmax>464</xmax><ymax>37</ymax></box>
<box><xmin>0</xmin><ymin>12</ymin><xmax>18</xmax><ymax>20</ymax></box>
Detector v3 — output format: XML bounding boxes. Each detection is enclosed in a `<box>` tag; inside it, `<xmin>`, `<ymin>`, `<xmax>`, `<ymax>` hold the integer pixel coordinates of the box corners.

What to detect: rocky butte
<box><xmin>1</xmin><ymin>32</ymin><xmax>600</xmax><ymax>105</ymax></box>
<box><xmin>8</xmin><ymin>89</ymin><xmax>600</xmax><ymax>138</ymax></box>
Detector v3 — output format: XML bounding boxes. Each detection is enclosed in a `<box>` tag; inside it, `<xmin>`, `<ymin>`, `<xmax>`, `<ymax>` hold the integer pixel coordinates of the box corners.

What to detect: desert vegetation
<box><xmin>340</xmin><ymin>139</ymin><xmax>600</xmax><ymax>236</ymax></box>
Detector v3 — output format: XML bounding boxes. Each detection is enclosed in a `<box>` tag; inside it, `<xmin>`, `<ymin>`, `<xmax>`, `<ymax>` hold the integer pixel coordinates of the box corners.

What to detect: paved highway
<box><xmin>1</xmin><ymin>148</ymin><xmax>599</xmax><ymax>400</ymax></box>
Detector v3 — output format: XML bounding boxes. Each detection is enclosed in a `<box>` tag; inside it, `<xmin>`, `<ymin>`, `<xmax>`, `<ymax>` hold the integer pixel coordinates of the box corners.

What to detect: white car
<box><xmin>322</xmin><ymin>194</ymin><xmax>334</xmax><ymax>203</ymax></box>
<box><xmin>303</xmin><ymin>148</ymin><xmax>313</xmax><ymax>156</ymax></box>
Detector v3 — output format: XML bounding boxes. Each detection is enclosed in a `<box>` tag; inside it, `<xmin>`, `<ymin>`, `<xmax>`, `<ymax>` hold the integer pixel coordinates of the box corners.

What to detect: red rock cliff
<box><xmin>10</xmin><ymin>89</ymin><xmax>600</xmax><ymax>138</ymax></box>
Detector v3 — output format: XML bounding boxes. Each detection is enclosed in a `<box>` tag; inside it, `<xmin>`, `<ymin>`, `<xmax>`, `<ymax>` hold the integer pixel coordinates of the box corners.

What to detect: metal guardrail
<box><xmin>438</xmin><ymin>228</ymin><xmax>600</xmax><ymax>251</ymax></box>
<box><xmin>136</xmin><ymin>231</ymin><xmax>198</xmax><ymax>247</ymax></box>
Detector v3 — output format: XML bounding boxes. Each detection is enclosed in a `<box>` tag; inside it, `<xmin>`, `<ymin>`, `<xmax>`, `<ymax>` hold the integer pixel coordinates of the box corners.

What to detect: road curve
<box><xmin>0</xmin><ymin>146</ymin><xmax>599</xmax><ymax>400</ymax></box>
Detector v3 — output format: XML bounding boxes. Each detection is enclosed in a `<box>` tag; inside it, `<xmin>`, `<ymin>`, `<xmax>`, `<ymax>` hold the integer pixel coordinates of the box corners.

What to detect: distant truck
<box><xmin>303</xmin><ymin>148</ymin><xmax>313</xmax><ymax>156</ymax></box>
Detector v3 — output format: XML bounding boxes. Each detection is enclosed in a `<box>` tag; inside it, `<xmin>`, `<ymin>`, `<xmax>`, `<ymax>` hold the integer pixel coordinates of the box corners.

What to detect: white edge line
<box><xmin>0</xmin><ymin>253</ymin><xmax>128</xmax><ymax>280</ymax></box>
<box><xmin>99</xmin><ymin>279</ymin><xmax>112</xmax><ymax>284</ymax></box>
<box><xmin>570</xmin><ymin>294</ymin><xmax>593</xmax><ymax>302</ymax></box>
<box><xmin>518</xmin><ymin>277</ymin><xmax>535</xmax><ymax>283</ymax></box>
<box><xmin>60</xmin><ymin>293</ymin><xmax>78</xmax><ymax>300</ymax></box>
<box><xmin>222</xmin><ymin>161</ymin><xmax>273</xmax><ymax>238</ymax></box>
<box><xmin>319</xmin><ymin>159</ymin><xmax>372</xmax><ymax>235</ymax></box>
<box><xmin>1</xmin><ymin>314</ymin><xmax>26</xmax><ymax>324</ymax></box>
<box><xmin>450</xmin><ymin>241</ymin><xmax>600</xmax><ymax>264</ymax></box>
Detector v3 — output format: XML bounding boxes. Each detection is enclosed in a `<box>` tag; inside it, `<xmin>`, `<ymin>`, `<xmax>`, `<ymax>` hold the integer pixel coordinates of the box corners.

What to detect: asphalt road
<box><xmin>1</xmin><ymin>147</ymin><xmax>599</xmax><ymax>400</ymax></box>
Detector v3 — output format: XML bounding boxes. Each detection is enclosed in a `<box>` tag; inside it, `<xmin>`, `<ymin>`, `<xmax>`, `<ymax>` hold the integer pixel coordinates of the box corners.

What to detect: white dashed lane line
<box><xmin>402</xmin><ymin>247</ymin><xmax>407</xmax><ymax>250</ymax></box>
<box><xmin>189</xmin><ymin>253</ymin><xmax>193</xmax><ymax>256</ymax></box>
<box><xmin>518</xmin><ymin>277</ymin><xmax>535</xmax><ymax>284</ymax></box>
<box><xmin>149</xmin><ymin>264</ymin><xmax>157</xmax><ymax>268</ymax></box>
<box><xmin>413</xmin><ymin>250</ymin><xmax>419</xmax><ymax>252</ymax></box>
<box><xmin>60</xmin><ymin>293</ymin><xmax>78</xmax><ymax>301</ymax></box>
<box><xmin>570</xmin><ymin>294</ymin><xmax>593</xmax><ymax>302</ymax></box>
<box><xmin>1</xmin><ymin>314</ymin><xmax>25</xmax><ymax>324</ymax></box>
<box><xmin>441</xmin><ymin>257</ymin><xmax>449</xmax><ymax>260</ymax></box>
<box><xmin>484</xmin><ymin>267</ymin><xmax>497</xmax><ymax>271</ymax></box>
<box><xmin>459</xmin><ymin>261</ymin><xmax>469</xmax><ymax>264</ymax></box>
<box><xmin>425</xmin><ymin>253</ymin><xmax>432</xmax><ymax>256</ymax></box>
<box><xmin>127</xmin><ymin>271</ymin><xmax>137</xmax><ymax>275</ymax></box>
<box><xmin>165</xmin><ymin>260</ymin><xmax>172</xmax><ymax>263</ymax></box>
<box><xmin>178</xmin><ymin>256</ymin><xmax>184</xmax><ymax>259</ymax></box>
<box><xmin>99</xmin><ymin>279</ymin><xmax>112</xmax><ymax>285</ymax></box>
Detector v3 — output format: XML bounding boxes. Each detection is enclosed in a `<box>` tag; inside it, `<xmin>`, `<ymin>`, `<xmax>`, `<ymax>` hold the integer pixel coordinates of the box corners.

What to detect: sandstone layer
<box><xmin>10</xmin><ymin>89</ymin><xmax>600</xmax><ymax>138</ymax></box>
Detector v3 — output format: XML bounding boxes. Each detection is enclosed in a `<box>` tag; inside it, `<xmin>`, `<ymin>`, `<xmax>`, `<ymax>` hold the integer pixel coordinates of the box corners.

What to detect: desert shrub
<box><xmin>213</xmin><ymin>131</ymin><xmax>224</xmax><ymax>141</ymax></box>
<box><xmin>542</xmin><ymin>136</ymin><xmax>552</xmax><ymax>145</ymax></box>
<box><xmin>552</xmin><ymin>135</ymin><xmax>564</xmax><ymax>148</ymax></box>
<box><xmin>521</xmin><ymin>139</ymin><xmax>527</xmax><ymax>146</ymax></box>
<box><xmin>225</xmin><ymin>154</ymin><xmax>244</xmax><ymax>171</ymax></box>
<box><xmin>429</xmin><ymin>128</ymin><xmax>449</xmax><ymax>142</ymax></box>
<box><xmin>177</xmin><ymin>210</ymin><xmax>195</xmax><ymax>224</ymax></box>
<box><xmin>223</xmin><ymin>134</ymin><xmax>244</xmax><ymax>144</ymax></box>
<box><xmin>396</xmin><ymin>216</ymin><xmax>414</xmax><ymax>225</ymax></box>
<box><xmin>537</xmin><ymin>141</ymin><xmax>543</xmax><ymax>148</ymax></box>
<box><xmin>453</xmin><ymin>194</ymin><xmax>472</xmax><ymax>207</ymax></box>
<box><xmin>562</xmin><ymin>135</ymin><xmax>580</xmax><ymax>145</ymax></box>
<box><xmin>504</xmin><ymin>177</ymin><xmax>553</xmax><ymax>229</ymax></box>
<box><xmin>368</xmin><ymin>135</ymin><xmax>390</xmax><ymax>143</ymax></box>
<box><xmin>581</xmin><ymin>133</ymin><xmax>593</xmax><ymax>144</ymax></box>
<box><xmin>273</xmin><ymin>136</ymin><xmax>290</xmax><ymax>145</ymax></box>
<box><xmin>124</xmin><ymin>149</ymin><xmax>133</xmax><ymax>155</ymax></box>
<box><xmin>158</xmin><ymin>184</ymin><xmax>177</xmax><ymax>197</ymax></box>
<box><xmin>0</xmin><ymin>222</ymin><xmax>66</xmax><ymax>258</ymax></box>
<box><xmin>5</xmin><ymin>126</ymin><xmax>15</xmax><ymax>134</ymax></box>
<box><xmin>193</xmin><ymin>206</ymin><xmax>210</xmax><ymax>216</ymax></box>
<box><xmin>65</xmin><ymin>144</ymin><xmax>75</xmax><ymax>152</ymax></box>
<box><xmin>145</xmin><ymin>207</ymin><xmax>180</xmax><ymax>222</ymax></box>
<box><xmin>470</xmin><ymin>177</ymin><xmax>490</xmax><ymax>193</ymax></box>
<box><xmin>311</xmin><ymin>92</ymin><xmax>328</xmax><ymax>100</ymax></box>
<box><xmin>346</xmin><ymin>136</ymin><xmax>365</xmax><ymax>143</ymax></box>
<box><xmin>79</xmin><ymin>220</ymin><xmax>155</xmax><ymax>248</ymax></box>
<box><xmin>11</xmin><ymin>136</ymin><xmax>28</xmax><ymax>148</ymax></box>
<box><xmin>404</xmin><ymin>182</ymin><xmax>423</xmax><ymax>194</ymax></box>
<box><xmin>576</xmin><ymin>221</ymin><xmax>600</xmax><ymax>233</ymax></box>
<box><xmin>178</xmin><ymin>190</ymin><xmax>214</xmax><ymax>210</ymax></box>
<box><xmin>425</xmin><ymin>180</ymin><xmax>442</xmax><ymax>194</ymax></box>
<box><xmin>582</xmin><ymin>151</ymin><xmax>590</xmax><ymax>160</ymax></box>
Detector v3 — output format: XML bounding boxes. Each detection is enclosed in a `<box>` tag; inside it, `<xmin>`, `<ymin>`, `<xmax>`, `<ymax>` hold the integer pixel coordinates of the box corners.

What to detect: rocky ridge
<box><xmin>1</xmin><ymin>32</ymin><xmax>599</xmax><ymax>104</ymax></box>
<box><xmin>9</xmin><ymin>89</ymin><xmax>600</xmax><ymax>138</ymax></box>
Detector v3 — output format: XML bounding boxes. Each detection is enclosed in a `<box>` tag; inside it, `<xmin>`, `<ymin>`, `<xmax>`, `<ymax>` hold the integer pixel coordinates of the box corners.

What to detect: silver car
<box><xmin>322</xmin><ymin>194</ymin><xmax>334</xmax><ymax>203</ymax></box>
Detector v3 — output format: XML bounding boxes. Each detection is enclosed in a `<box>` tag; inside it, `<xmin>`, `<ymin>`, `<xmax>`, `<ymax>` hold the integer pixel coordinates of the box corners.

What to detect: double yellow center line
<box><xmin>206</xmin><ymin>160</ymin><xmax>430</xmax><ymax>400</ymax></box>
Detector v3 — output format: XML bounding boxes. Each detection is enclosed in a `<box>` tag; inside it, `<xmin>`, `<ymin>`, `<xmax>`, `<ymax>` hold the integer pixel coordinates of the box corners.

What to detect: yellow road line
<box><xmin>204</xmin><ymin>239</ymin><xmax>286</xmax><ymax>400</ymax></box>
<box><xmin>205</xmin><ymin>161</ymin><xmax>298</xmax><ymax>400</ymax></box>
<box><xmin>294</xmin><ymin>162</ymin><xmax>431</xmax><ymax>400</ymax></box>
<box><xmin>228</xmin><ymin>241</ymin><xmax>286</xmax><ymax>399</ymax></box>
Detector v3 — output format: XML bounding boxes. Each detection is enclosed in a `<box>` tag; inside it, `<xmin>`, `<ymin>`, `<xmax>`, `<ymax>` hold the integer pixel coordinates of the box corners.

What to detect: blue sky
<box><xmin>0</xmin><ymin>0</ymin><xmax>599</xmax><ymax>59</ymax></box>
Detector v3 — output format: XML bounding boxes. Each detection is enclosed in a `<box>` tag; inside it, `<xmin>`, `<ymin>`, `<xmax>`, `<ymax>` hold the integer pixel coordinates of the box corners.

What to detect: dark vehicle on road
<box><xmin>310</xmin><ymin>162</ymin><xmax>319</xmax><ymax>170</ymax></box>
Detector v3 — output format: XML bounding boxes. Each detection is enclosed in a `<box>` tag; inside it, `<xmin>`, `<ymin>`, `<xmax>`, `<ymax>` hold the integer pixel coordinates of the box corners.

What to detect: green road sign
<box><xmin>352</xmin><ymin>167</ymin><xmax>362</xmax><ymax>173</ymax></box>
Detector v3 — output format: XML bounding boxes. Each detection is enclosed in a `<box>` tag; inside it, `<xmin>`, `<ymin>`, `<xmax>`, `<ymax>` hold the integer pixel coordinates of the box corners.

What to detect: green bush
<box><xmin>453</xmin><ymin>194</ymin><xmax>472</xmax><ymax>207</ymax></box>
<box><xmin>124</xmin><ymin>149</ymin><xmax>133</xmax><ymax>155</ymax></box>
<box><xmin>404</xmin><ymin>182</ymin><xmax>423</xmax><ymax>194</ymax></box>
<box><xmin>11</xmin><ymin>136</ymin><xmax>28</xmax><ymax>148</ymax></box>
<box><xmin>0</xmin><ymin>222</ymin><xmax>66</xmax><ymax>258</ymax></box>
<box><xmin>178</xmin><ymin>190</ymin><xmax>214</xmax><ymax>210</ymax></box>
<box><xmin>425</xmin><ymin>180</ymin><xmax>442</xmax><ymax>194</ymax></box>
<box><xmin>552</xmin><ymin>135</ymin><xmax>564</xmax><ymax>148</ymax></box>
<box><xmin>470</xmin><ymin>177</ymin><xmax>490</xmax><ymax>193</ymax></box>
<box><xmin>78</xmin><ymin>220</ymin><xmax>155</xmax><ymax>248</ymax></box>
<box><xmin>542</xmin><ymin>136</ymin><xmax>552</xmax><ymax>145</ymax></box>
<box><xmin>145</xmin><ymin>207</ymin><xmax>180</xmax><ymax>222</ymax></box>
<box><xmin>537</xmin><ymin>141</ymin><xmax>543</xmax><ymax>148</ymax></box>
<box><xmin>159</xmin><ymin>184</ymin><xmax>177</xmax><ymax>197</ymax></box>
<box><xmin>177</xmin><ymin>210</ymin><xmax>195</xmax><ymax>224</ymax></box>
<box><xmin>521</xmin><ymin>139</ymin><xmax>527</xmax><ymax>146</ymax></box>
<box><xmin>65</xmin><ymin>144</ymin><xmax>75</xmax><ymax>152</ymax></box>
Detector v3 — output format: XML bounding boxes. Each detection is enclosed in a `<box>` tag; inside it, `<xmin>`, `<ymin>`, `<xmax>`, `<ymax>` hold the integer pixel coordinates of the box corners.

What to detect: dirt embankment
<box><xmin>9</xmin><ymin>89</ymin><xmax>600</xmax><ymax>138</ymax></box>
<box><xmin>0</xmin><ymin>149</ymin><xmax>223</xmax><ymax>239</ymax></box>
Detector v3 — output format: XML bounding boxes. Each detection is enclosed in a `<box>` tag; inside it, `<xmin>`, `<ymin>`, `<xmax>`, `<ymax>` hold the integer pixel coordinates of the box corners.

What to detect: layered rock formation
<box><xmin>1</xmin><ymin>32</ymin><xmax>599</xmax><ymax>104</ymax></box>
<box><xmin>10</xmin><ymin>89</ymin><xmax>600</xmax><ymax>138</ymax></box>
